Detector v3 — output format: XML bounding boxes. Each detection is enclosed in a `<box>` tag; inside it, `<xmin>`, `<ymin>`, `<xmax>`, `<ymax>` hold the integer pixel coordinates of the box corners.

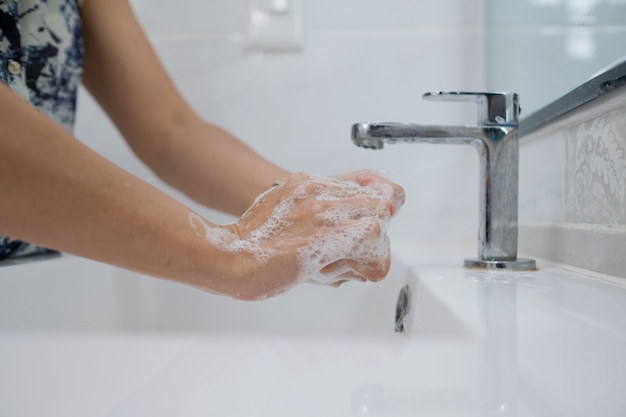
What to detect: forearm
<box><xmin>146</xmin><ymin>118</ymin><xmax>290</xmax><ymax>216</ymax></box>
<box><xmin>0</xmin><ymin>84</ymin><xmax>237</xmax><ymax>294</ymax></box>
<box><xmin>80</xmin><ymin>0</ymin><xmax>288</xmax><ymax>216</ymax></box>
<box><xmin>0</xmin><ymin>84</ymin><xmax>404</xmax><ymax>300</ymax></box>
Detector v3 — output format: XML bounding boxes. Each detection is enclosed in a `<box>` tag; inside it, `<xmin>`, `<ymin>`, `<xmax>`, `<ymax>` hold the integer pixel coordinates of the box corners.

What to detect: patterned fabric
<box><xmin>0</xmin><ymin>0</ymin><xmax>84</xmax><ymax>260</ymax></box>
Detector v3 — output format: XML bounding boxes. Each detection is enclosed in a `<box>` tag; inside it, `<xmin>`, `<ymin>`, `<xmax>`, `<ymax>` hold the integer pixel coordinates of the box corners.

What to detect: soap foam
<box><xmin>297</xmin><ymin>216</ymin><xmax>389</xmax><ymax>285</ymax></box>
<box><xmin>190</xmin><ymin>173</ymin><xmax>396</xmax><ymax>294</ymax></box>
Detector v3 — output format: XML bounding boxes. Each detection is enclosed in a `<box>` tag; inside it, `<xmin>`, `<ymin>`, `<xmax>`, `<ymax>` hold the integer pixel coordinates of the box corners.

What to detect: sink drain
<box><xmin>395</xmin><ymin>285</ymin><xmax>411</xmax><ymax>333</ymax></box>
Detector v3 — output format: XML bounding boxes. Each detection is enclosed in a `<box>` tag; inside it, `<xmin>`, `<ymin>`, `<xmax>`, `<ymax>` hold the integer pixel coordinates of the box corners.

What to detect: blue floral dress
<box><xmin>0</xmin><ymin>0</ymin><xmax>84</xmax><ymax>260</ymax></box>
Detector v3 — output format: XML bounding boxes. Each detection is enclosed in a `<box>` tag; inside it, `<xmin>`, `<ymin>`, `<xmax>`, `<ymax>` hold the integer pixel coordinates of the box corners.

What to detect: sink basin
<box><xmin>1</xmin><ymin>245</ymin><xmax>625</xmax><ymax>416</ymax></box>
<box><xmin>400</xmin><ymin>246</ymin><xmax>626</xmax><ymax>417</ymax></box>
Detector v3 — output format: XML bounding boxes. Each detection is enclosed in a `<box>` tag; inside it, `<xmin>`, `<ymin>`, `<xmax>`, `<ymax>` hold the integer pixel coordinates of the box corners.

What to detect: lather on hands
<box><xmin>192</xmin><ymin>170</ymin><xmax>405</xmax><ymax>300</ymax></box>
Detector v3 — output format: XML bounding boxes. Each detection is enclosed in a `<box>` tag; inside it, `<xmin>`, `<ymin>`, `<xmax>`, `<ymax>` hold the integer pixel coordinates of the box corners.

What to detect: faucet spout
<box><xmin>352</xmin><ymin>122</ymin><xmax>511</xmax><ymax>149</ymax></box>
<box><xmin>352</xmin><ymin>91</ymin><xmax>535</xmax><ymax>271</ymax></box>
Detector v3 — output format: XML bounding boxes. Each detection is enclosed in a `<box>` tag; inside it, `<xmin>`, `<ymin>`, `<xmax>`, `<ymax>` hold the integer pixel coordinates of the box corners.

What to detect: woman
<box><xmin>0</xmin><ymin>0</ymin><xmax>404</xmax><ymax>300</ymax></box>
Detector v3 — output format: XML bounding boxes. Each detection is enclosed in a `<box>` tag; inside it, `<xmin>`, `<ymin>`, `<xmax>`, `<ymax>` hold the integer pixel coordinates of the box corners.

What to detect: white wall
<box><xmin>75</xmin><ymin>0</ymin><xmax>485</xmax><ymax>246</ymax></box>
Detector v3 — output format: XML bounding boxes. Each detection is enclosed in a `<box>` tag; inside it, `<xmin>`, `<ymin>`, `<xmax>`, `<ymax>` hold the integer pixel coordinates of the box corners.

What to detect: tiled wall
<box><xmin>519</xmin><ymin>86</ymin><xmax>626</xmax><ymax>278</ymax></box>
<box><xmin>74</xmin><ymin>0</ymin><xmax>486</xmax><ymax>245</ymax></box>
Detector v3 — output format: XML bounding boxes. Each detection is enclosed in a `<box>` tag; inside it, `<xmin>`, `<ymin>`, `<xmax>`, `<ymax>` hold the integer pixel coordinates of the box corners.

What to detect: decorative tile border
<box><xmin>519</xmin><ymin>85</ymin><xmax>626</xmax><ymax>278</ymax></box>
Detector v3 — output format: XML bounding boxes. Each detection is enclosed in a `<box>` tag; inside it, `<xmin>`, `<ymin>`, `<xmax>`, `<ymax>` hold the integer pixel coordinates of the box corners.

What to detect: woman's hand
<box><xmin>191</xmin><ymin>171</ymin><xmax>405</xmax><ymax>300</ymax></box>
<box><xmin>331</xmin><ymin>170</ymin><xmax>405</xmax><ymax>217</ymax></box>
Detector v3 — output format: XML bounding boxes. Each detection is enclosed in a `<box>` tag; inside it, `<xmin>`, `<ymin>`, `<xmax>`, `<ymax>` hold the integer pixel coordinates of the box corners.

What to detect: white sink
<box><xmin>1</xmin><ymin>245</ymin><xmax>625</xmax><ymax>416</ymax></box>
<box><xmin>399</xmin><ymin>245</ymin><xmax>626</xmax><ymax>417</ymax></box>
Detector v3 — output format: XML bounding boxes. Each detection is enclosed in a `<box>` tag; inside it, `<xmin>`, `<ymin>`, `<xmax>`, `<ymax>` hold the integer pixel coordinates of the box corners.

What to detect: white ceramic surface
<box><xmin>2</xmin><ymin>246</ymin><xmax>625</xmax><ymax>416</ymax></box>
<box><xmin>402</xmin><ymin>246</ymin><xmax>626</xmax><ymax>417</ymax></box>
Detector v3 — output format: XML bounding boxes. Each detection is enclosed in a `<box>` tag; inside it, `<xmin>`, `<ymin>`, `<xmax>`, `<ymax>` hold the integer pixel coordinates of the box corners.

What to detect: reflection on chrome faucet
<box><xmin>352</xmin><ymin>91</ymin><xmax>535</xmax><ymax>271</ymax></box>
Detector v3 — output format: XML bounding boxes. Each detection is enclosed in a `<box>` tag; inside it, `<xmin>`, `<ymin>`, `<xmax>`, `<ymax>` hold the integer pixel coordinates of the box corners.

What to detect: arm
<box><xmin>0</xmin><ymin>83</ymin><xmax>402</xmax><ymax>299</ymax></box>
<box><xmin>80</xmin><ymin>0</ymin><xmax>288</xmax><ymax>216</ymax></box>
<box><xmin>1</xmin><ymin>81</ymin><xmax>406</xmax><ymax>300</ymax></box>
<box><xmin>0</xmin><ymin>83</ymin><xmax>239</xmax><ymax>293</ymax></box>
<box><xmin>0</xmin><ymin>0</ymin><xmax>404</xmax><ymax>300</ymax></box>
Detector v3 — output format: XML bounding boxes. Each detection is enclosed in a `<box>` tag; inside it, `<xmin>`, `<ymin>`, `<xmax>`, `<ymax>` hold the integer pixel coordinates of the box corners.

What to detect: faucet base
<box><xmin>464</xmin><ymin>258</ymin><xmax>536</xmax><ymax>271</ymax></box>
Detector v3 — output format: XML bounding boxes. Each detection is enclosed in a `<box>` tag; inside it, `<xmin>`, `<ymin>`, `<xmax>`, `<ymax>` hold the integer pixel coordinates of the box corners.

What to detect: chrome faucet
<box><xmin>352</xmin><ymin>91</ymin><xmax>535</xmax><ymax>270</ymax></box>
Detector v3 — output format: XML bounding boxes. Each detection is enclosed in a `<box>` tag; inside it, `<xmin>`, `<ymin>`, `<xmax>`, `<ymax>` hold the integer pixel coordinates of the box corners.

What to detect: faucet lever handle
<box><xmin>423</xmin><ymin>91</ymin><xmax>520</xmax><ymax>126</ymax></box>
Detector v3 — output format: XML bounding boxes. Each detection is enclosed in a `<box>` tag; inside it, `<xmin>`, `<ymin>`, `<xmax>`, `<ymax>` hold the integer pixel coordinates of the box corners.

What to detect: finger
<box><xmin>274</xmin><ymin>177</ymin><xmax>394</xmax><ymax>226</ymax></box>
<box><xmin>287</xmin><ymin>172</ymin><xmax>380</xmax><ymax>201</ymax></box>
<box><xmin>330</xmin><ymin>226</ymin><xmax>390</xmax><ymax>282</ymax></box>
<box><xmin>299</xmin><ymin>217</ymin><xmax>389</xmax><ymax>284</ymax></box>
<box><xmin>317</xmin><ymin>261</ymin><xmax>367</xmax><ymax>287</ymax></box>
<box><xmin>280</xmin><ymin>171</ymin><xmax>404</xmax><ymax>216</ymax></box>
<box><xmin>333</xmin><ymin>171</ymin><xmax>405</xmax><ymax>216</ymax></box>
<box><xmin>281</xmin><ymin>172</ymin><xmax>401</xmax><ymax>219</ymax></box>
<box><xmin>339</xmin><ymin>245</ymin><xmax>391</xmax><ymax>282</ymax></box>
<box><xmin>319</xmin><ymin>261</ymin><xmax>367</xmax><ymax>282</ymax></box>
<box><xmin>318</xmin><ymin>249</ymin><xmax>390</xmax><ymax>284</ymax></box>
<box><xmin>314</xmin><ymin>196</ymin><xmax>392</xmax><ymax>226</ymax></box>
